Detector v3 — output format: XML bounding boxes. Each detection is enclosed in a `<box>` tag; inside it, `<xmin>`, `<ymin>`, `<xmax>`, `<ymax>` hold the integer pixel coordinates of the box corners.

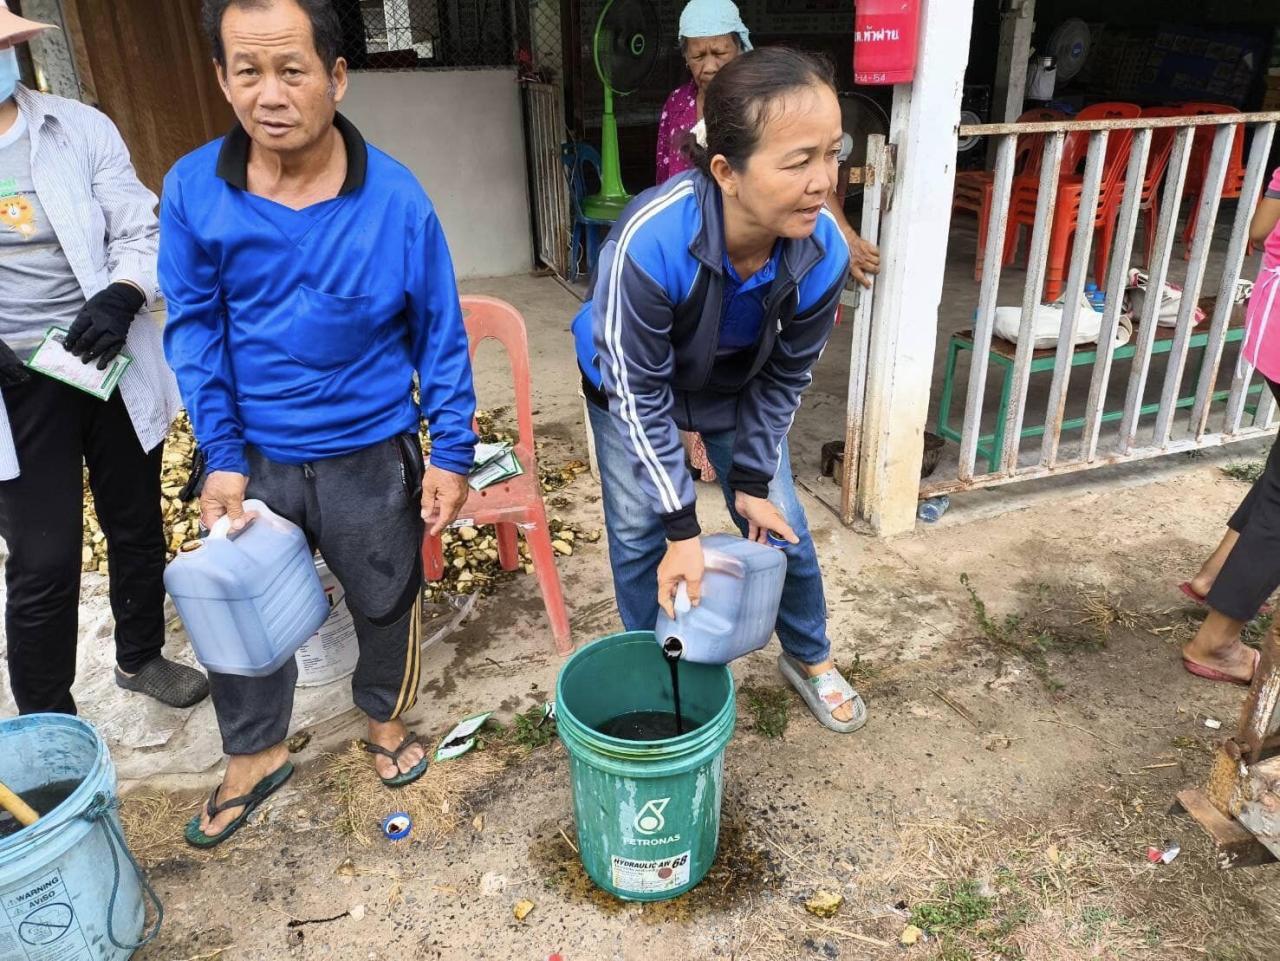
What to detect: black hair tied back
<box><xmin>680</xmin><ymin>47</ymin><xmax>836</xmax><ymax>174</ymax></box>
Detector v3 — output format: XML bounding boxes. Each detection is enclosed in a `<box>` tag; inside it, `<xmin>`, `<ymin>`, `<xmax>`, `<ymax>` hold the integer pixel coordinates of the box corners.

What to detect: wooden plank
<box><xmin>1175</xmin><ymin>788</ymin><xmax>1278</xmax><ymax>868</ymax></box>
<box><xmin>842</xmin><ymin>135</ymin><xmax>886</xmax><ymax>525</ymax></box>
<box><xmin>1239</xmin><ymin>621</ymin><xmax>1280</xmax><ymax>764</ymax></box>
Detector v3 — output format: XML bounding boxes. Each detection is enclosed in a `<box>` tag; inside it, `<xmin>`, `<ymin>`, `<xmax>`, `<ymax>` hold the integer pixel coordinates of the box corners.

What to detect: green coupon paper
<box><xmin>25</xmin><ymin>326</ymin><xmax>131</xmax><ymax>401</ymax></box>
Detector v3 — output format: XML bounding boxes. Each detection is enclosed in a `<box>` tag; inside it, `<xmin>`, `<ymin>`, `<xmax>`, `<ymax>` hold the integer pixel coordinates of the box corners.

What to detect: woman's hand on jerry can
<box><xmin>658</xmin><ymin>536</ymin><xmax>705</xmax><ymax>618</ymax></box>
<box><xmin>733</xmin><ymin>491</ymin><xmax>799</xmax><ymax>545</ymax></box>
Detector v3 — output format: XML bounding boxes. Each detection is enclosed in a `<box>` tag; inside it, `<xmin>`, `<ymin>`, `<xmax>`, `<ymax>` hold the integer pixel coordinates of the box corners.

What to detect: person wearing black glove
<box><xmin>0</xmin><ymin>4</ymin><xmax>207</xmax><ymax>718</ymax></box>
<box><xmin>61</xmin><ymin>281</ymin><xmax>146</xmax><ymax>369</ymax></box>
<box><xmin>0</xmin><ymin>340</ymin><xmax>30</xmax><ymax>388</ymax></box>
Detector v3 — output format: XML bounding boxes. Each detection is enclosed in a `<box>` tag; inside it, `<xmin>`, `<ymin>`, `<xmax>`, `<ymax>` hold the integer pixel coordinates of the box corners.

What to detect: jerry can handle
<box><xmin>208</xmin><ymin>506</ymin><xmax>260</xmax><ymax>541</ymax></box>
<box><xmin>674</xmin><ymin>581</ymin><xmax>692</xmax><ymax>614</ymax></box>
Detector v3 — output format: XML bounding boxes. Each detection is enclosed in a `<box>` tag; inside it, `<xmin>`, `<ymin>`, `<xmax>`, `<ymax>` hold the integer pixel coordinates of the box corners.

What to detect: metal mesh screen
<box><xmin>332</xmin><ymin>0</ymin><xmax>521</xmax><ymax>70</ymax></box>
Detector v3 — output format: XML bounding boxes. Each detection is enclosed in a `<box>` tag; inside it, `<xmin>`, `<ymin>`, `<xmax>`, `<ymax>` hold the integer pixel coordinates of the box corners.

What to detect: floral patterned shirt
<box><xmin>655</xmin><ymin>80</ymin><xmax>699</xmax><ymax>185</ymax></box>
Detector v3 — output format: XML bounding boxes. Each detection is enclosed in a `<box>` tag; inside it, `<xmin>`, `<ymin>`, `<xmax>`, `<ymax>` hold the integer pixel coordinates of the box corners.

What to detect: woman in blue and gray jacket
<box><xmin>574</xmin><ymin>47</ymin><xmax>865</xmax><ymax>733</ymax></box>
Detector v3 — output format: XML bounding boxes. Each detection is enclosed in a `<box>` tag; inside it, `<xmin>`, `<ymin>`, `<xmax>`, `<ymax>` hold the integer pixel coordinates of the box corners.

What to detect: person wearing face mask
<box><xmin>0</xmin><ymin>2</ymin><xmax>207</xmax><ymax>716</ymax></box>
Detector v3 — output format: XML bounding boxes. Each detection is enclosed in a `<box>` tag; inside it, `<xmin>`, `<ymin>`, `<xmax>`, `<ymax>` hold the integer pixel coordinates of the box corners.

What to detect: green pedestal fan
<box><xmin>582</xmin><ymin>0</ymin><xmax>660</xmax><ymax>221</ymax></box>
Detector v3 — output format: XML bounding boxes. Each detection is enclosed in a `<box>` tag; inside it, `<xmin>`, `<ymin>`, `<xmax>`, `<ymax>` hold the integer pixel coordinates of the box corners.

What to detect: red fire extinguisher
<box><xmin>853</xmin><ymin>0</ymin><xmax>922</xmax><ymax>86</ymax></box>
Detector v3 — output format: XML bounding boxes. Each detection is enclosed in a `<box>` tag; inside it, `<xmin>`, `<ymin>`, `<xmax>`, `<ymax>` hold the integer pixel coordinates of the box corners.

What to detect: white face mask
<box><xmin>0</xmin><ymin>47</ymin><xmax>18</xmax><ymax>102</ymax></box>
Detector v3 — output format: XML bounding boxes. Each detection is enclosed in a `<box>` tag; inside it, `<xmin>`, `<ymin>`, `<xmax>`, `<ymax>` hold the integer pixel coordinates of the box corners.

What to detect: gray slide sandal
<box><xmin>778</xmin><ymin>653</ymin><xmax>868</xmax><ymax>734</ymax></box>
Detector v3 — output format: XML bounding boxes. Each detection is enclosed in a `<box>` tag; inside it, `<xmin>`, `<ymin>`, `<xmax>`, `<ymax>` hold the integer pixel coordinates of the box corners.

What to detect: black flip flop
<box><xmin>361</xmin><ymin>734</ymin><xmax>429</xmax><ymax>788</ymax></box>
<box><xmin>184</xmin><ymin>761</ymin><xmax>294</xmax><ymax>849</ymax></box>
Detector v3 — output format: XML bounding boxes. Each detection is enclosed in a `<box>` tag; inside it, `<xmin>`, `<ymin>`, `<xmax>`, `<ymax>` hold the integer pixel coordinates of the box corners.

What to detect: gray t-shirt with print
<box><xmin>0</xmin><ymin>111</ymin><xmax>85</xmax><ymax>356</ymax></box>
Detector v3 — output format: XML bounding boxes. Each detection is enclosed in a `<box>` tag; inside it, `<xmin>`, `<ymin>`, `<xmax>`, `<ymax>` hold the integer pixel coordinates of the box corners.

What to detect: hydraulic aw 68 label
<box><xmin>610</xmin><ymin>850</ymin><xmax>692</xmax><ymax>895</ymax></box>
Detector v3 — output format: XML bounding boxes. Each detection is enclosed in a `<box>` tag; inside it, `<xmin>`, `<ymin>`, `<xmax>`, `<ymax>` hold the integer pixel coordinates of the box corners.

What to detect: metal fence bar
<box><xmin>1193</xmin><ymin>122</ymin><xmax>1276</xmax><ymax>440</ymax></box>
<box><xmin>920</xmin><ymin>424</ymin><xmax>1278</xmax><ymax>497</ymax></box>
<box><xmin>1000</xmin><ymin>131</ymin><xmax>1064</xmax><ymax>474</ymax></box>
<box><xmin>840</xmin><ymin>135</ymin><xmax>886</xmax><ymax>525</ymax></box>
<box><xmin>1225</xmin><ymin>125</ymin><xmax>1279</xmax><ymax>434</ymax></box>
<box><xmin>1117</xmin><ymin>126</ymin><xmax>1195</xmax><ymax>453</ymax></box>
<box><xmin>1260</xmin><ymin>390</ymin><xmax>1279</xmax><ymax>429</ymax></box>
<box><xmin>960</xmin><ymin>111</ymin><xmax>1280</xmax><ymax>136</ymax></box>
<box><xmin>1153</xmin><ymin>124</ymin><xmax>1233</xmax><ymax>448</ymax></box>
<box><xmin>1082</xmin><ymin>129</ymin><xmax>1151</xmax><ymax>463</ymax></box>
<box><xmin>958</xmin><ymin>133</ymin><xmax>1017</xmax><ymax>481</ymax></box>
<box><xmin>1040</xmin><ymin>130</ymin><xmax>1109</xmax><ymax>468</ymax></box>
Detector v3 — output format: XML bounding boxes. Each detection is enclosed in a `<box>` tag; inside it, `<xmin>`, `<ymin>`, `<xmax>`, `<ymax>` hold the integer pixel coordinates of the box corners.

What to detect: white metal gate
<box><xmin>522</xmin><ymin>81</ymin><xmax>572</xmax><ymax>279</ymax></box>
<box><xmin>846</xmin><ymin>111</ymin><xmax>1280</xmax><ymax>509</ymax></box>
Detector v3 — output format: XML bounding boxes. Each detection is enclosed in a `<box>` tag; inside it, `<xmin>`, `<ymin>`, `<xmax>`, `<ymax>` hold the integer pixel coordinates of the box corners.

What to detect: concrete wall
<box><xmin>340</xmin><ymin>69</ymin><xmax>533</xmax><ymax>279</ymax></box>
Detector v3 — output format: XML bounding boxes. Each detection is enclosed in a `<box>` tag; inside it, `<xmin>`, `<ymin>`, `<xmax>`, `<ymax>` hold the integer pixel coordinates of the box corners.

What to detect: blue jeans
<box><xmin>587</xmin><ymin>400</ymin><xmax>831</xmax><ymax>665</ymax></box>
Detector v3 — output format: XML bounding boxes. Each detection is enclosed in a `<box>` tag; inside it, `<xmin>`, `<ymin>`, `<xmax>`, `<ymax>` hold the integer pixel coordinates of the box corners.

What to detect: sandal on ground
<box><xmin>1183</xmin><ymin>648</ymin><xmax>1260</xmax><ymax>687</ymax></box>
<box><xmin>362</xmin><ymin>734</ymin><xmax>429</xmax><ymax>788</ymax></box>
<box><xmin>777</xmin><ymin>653</ymin><xmax>868</xmax><ymax>734</ymax></box>
<box><xmin>184</xmin><ymin>761</ymin><xmax>294</xmax><ymax>849</ymax></box>
<box><xmin>1178</xmin><ymin>581</ymin><xmax>1273</xmax><ymax>616</ymax></box>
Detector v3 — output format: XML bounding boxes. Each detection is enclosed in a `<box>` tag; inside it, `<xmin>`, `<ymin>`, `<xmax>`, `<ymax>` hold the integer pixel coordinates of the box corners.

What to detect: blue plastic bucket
<box><xmin>0</xmin><ymin>714</ymin><xmax>162</xmax><ymax>959</ymax></box>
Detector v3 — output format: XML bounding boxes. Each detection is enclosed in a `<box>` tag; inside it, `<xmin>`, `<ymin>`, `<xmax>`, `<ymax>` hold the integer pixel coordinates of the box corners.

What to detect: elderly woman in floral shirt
<box><xmin>656</xmin><ymin>0</ymin><xmax>880</xmax><ymax>480</ymax></box>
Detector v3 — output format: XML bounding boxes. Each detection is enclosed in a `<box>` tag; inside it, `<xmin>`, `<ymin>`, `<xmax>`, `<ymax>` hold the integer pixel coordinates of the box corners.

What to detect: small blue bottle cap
<box><xmin>381</xmin><ymin>812</ymin><xmax>413</xmax><ymax>841</ymax></box>
<box><xmin>766</xmin><ymin>532</ymin><xmax>789</xmax><ymax>548</ymax></box>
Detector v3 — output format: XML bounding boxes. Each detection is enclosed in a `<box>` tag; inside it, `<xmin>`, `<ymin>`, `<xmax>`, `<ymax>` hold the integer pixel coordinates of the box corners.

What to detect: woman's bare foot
<box><xmin>804</xmin><ymin>658</ymin><xmax>856</xmax><ymax>723</ymax></box>
<box><xmin>200</xmin><ymin>742</ymin><xmax>290</xmax><ymax>835</ymax></box>
<box><xmin>1189</xmin><ymin>530</ymin><xmax>1240</xmax><ymax>598</ymax></box>
<box><xmin>367</xmin><ymin>717</ymin><xmax>425</xmax><ymax>780</ymax></box>
<box><xmin>1182</xmin><ymin>609</ymin><xmax>1255</xmax><ymax>683</ymax></box>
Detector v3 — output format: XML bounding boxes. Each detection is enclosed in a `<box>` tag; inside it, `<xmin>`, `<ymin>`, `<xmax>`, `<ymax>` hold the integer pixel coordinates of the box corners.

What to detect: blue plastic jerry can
<box><xmin>654</xmin><ymin>533</ymin><xmax>788</xmax><ymax>665</ymax></box>
<box><xmin>163</xmin><ymin>498</ymin><xmax>329</xmax><ymax>676</ymax></box>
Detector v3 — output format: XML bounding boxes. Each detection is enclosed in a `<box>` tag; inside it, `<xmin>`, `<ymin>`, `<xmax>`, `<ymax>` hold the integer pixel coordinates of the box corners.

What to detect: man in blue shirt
<box><xmin>161</xmin><ymin>0</ymin><xmax>476</xmax><ymax>847</ymax></box>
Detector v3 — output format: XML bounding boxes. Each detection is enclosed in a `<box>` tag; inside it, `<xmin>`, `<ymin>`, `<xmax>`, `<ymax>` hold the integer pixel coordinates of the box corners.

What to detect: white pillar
<box><xmin>857</xmin><ymin>0</ymin><xmax>975</xmax><ymax>535</ymax></box>
<box><xmin>992</xmin><ymin>0</ymin><xmax>1036</xmax><ymax>124</ymax></box>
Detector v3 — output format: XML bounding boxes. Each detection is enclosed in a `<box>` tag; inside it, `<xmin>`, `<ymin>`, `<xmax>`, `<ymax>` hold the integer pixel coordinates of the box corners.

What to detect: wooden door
<box><xmin>60</xmin><ymin>0</ymin><xmax>233</xmax><ymax>194</ymax></box>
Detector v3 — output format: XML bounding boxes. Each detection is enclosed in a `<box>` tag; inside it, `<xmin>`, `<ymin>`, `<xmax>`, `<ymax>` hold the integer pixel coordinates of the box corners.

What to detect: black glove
<box><xmin>0</xmin><ymin>340</ymin><xmax>30</xmax><ymax>389</ymax></box>
<box><xmin>64</xmin><ymin>282</ymin><xmax>146</xmax><ymax>369</ymax></box>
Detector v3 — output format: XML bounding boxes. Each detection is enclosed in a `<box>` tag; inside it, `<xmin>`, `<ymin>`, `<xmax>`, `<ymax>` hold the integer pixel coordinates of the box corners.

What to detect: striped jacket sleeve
<box><xmin>86</xmin><ymin>108</ymin><xmax>161</xmax><ymax>305</ymax></box>
<box><xmin>592</xmin><ymin>229</ymin><xmax>700</xmax><ymax>540</ymax></box>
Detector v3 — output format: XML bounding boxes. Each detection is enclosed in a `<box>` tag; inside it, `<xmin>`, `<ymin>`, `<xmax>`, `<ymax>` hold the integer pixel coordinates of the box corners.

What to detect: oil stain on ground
<box><xmin>527</xmin><ymin>798</ymin><xmax>785</xmax><ymax>923</ymax></box>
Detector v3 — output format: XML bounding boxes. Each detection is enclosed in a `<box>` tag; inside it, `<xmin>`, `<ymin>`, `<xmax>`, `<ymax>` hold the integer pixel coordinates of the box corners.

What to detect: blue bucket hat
<box><xmin>678</xmin><ymin>0</ymin><xmax>752</xmax><ymax>52</ymax></box>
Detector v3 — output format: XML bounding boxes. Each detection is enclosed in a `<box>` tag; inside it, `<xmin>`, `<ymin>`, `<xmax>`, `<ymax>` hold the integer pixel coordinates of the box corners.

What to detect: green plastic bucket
<box><xmin>556</xmin><ymin>631</ymin><xmax>735</xmax><ymax>901</ymax></box>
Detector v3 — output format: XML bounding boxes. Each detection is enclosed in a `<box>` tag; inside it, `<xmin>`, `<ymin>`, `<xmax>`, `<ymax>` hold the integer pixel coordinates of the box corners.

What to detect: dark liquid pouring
<box><xmin>663</xmin><ymin>638</ymin><xmax>685</xmax><ymax>736</ymax></box>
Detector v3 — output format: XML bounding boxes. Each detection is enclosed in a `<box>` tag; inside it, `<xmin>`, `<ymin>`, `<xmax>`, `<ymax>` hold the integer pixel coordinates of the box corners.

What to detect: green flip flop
<box><xmin>184</xmin><ymin>761</ymin><xmax>295</xmax><ymax>849</ymax></box>
<box><xmin>362</xmin><ymin>733</ymin><xmax>429</xmax><ymax>788</ymax></box>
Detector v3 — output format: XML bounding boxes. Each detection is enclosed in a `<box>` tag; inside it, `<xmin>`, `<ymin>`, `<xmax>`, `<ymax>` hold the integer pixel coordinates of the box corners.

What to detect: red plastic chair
<box><xmin>953</xmin><ymin>108</ymin><xmax>1065</xmax><ymax>281</ymax></box>
<box><xmin>421</xmin><ymin>296</ymin><xmax>573</xmax><ymax>655</ymax></box>
<box><xmin>1176</xmin><ymin>103</ymin><xmax>1247</xmax><ymax>256</ymax></box>
<box><xmin>1003</xmin><ymin>102</ymin><xmax>1142</xmax><ymax>302</ymax></box>
<box><xmin>1134</xmin><ymin>106</ymin><xmax>1182</xmax><ymax>266</ymax></box>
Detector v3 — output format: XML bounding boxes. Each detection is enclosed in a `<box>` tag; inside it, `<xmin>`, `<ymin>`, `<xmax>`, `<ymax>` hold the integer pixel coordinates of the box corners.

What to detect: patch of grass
<box><xmin>483</xmin><ymin>703</ymin><xmax>556</xmax><ymax>750</ymax></box>
<box><xmin>1222</xmin><ymin>461</ymin><xmax>1265</xmax><ymax>484</ymax></box>
<box><xmin>740</xmin><ymin>685</ymin><xmax>790</xmax><ymax>739</ymax></box>
<box><xmin>910</xmin><ymin>879</ymin><xmax>995</xmax><ymax>933</ymax></box>
<box><xmin>961</xmin><ymin>574</ymin><xmax>1068</xmax><ymax>690</ymax></box>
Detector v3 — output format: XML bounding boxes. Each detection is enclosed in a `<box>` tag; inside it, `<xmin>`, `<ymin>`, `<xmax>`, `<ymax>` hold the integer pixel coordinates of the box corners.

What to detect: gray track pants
<box><xmin>207</xmin><ymin>434</ymin><xmax>426</xmax><ymax>755</ymax></box>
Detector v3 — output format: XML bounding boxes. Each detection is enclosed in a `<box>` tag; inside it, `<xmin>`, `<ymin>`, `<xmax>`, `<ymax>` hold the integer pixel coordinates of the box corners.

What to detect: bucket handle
<box><xmin>83</xmin><ymin>792</ymin><xmax>164</xmax><ymax>951</ymax></box>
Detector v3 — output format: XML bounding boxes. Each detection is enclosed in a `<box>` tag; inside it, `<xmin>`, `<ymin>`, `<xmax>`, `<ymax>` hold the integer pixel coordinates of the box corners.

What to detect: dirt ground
<box><xmin>8</xmin><ymin>275</ymin><xmax>1280</xmax><ymax>960</ymax></box>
